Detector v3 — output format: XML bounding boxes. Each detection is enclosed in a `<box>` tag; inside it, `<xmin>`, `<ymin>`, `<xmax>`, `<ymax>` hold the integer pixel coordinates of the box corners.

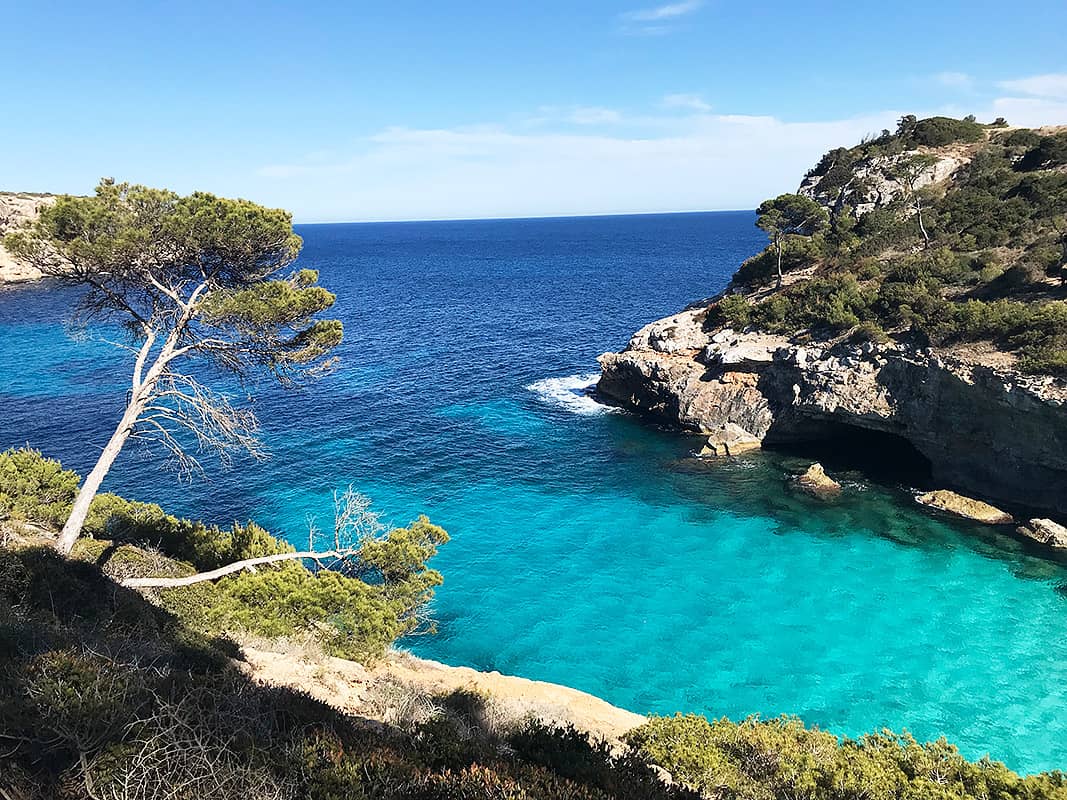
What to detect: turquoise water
<box><xmin>2</xmin><ymin>212</ymin><xmax>1067</xmax><ymax>773</ymax></box>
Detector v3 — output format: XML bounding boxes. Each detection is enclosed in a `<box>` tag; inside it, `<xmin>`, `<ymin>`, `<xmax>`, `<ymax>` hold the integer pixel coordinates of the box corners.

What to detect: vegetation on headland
<box><xmin>713</xmin><ymin>117</ymin><xmax>1067</xmax><ymax>377</ymax></box>
<box><xmin>4</xmin><ymin>447</ymin><xmax>1067</xmax><ymax>798</ymax></box>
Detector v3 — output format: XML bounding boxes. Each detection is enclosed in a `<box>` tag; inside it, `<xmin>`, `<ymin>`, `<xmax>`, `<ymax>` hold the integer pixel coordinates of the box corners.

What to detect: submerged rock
<box><xmin>1017</xmin><ymin>518</ymin><xmax>1067</xmax><ymax>549</ymax></box>
<box><xmin>697</xmin><ymin>423</ymin><xmax>762</xmax><ymax>457</ymax></box>
<box><xmin>793</xmin><ymin>463</ymin><xmax>841</xmax><ymax>499</ymax></box>
<box><xmin>915</xmin><ymin>490</ymin><xmax>1014</xmax><ymax>525</ymax></box>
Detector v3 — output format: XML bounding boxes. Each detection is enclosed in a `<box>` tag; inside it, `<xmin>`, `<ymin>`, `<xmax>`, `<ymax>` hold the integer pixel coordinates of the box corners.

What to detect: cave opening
<box><xmin>769</xmin><ymin>421</ymin><xmax>934</xmax><ymax>489</ymax></box>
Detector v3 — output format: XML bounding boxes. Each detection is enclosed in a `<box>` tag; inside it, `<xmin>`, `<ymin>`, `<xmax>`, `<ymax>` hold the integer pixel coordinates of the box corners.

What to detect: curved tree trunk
<box><xmin>122</xmin><ymin>549</ymin><xmax>344</xmax><ymax>588</ymax></box>
<box><xmin>55</xmin><ymin>398</ymin><xmax>144</xmax><ymax>555</ymax></box>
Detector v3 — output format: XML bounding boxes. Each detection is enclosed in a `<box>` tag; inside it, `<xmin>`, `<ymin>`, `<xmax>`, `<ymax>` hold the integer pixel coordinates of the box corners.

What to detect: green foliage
<box><xmin>902</xmin><ymin>115</ymin><xmax>985</xmax><ymax>147</ymax></box>
<box><xmin>731</xmin><ymin>120</ymin><xmax>1067</xmax><ymax>377</ymax></box>
<box><xmin>756</xmin><ymin>193</ymin><xmax>830</xmax><ymax>243</ymax></box>
<box><xmin>714</xmin><ymin>294</ymin><xmax>753</xmax><ymax>328</ymax></box>
<box><xmin>208</xmin><ymin>518</ymin><xmax>448</xmax><ymax>663</ymax></box>
<box><xmin>0</xmin><ymin>448</ymin><xmax>80</xmax><ymax>528</ymax></box>
<box><xmin>0</xmin><ymin>547</ymin><xmax>691</xmax><ymax>799</ymax></box>
<box><xmin>752</xmin><ymin>273</ymin><xmax>875</xmax><ymax>334</ymax></box>
<box><xmin>0</xmin><ymin>448</ymin><xmax>450</xmax><ymax>660</ymax></box>
<box><xmin>1018</xmin><ymin>131</ymin><xmax>1067</xmax><ymax>171</ymax></box>
<box><xmin>628</xmin><ymin>714</ymin><xmax>1067</xmax><ymax>800</ymax></box>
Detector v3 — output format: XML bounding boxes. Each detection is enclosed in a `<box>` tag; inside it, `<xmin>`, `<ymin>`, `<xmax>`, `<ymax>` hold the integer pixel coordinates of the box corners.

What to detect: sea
<box><xmin>2</xmin><ymin>211</ymin><xmax>1066</xmax><ymax>773</ymax></box>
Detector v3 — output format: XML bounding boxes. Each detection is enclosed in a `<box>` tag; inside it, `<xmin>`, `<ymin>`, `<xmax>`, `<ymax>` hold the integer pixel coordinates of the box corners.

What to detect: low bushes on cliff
<box><xmin>0</xmin><ymin>546</ymin><xmax>688</xmax><ymax>800</ymax></box>
<box><xmin>628</xmin><ymin>714</ymin><xmax>1067</xmax><ymax>800</ymax></box>
<box><xmin>0</xmin><ymin>447</ymin><xmax>449</xmax><ymax>662</ymax></box>
<box><xmin>727</xmin><ymin>117</ymin><xmax>1067</xmax><ymax>377</ymax></box>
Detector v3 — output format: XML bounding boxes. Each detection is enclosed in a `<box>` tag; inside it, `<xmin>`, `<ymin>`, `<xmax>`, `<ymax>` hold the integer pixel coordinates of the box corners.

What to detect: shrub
<box><xmin>715</xmin><ymin>294</ymin><xmax>752</xmax><ymax>328</ymax></box>
<box><xmin>905</xmin><ymin>116</ymin><xmax>985</xmax><ymax>147</ymax></box>
<box><xmin>0</xmin><ymin>448</ymin><xmax>80</xmax><ymax>528</ymax></box>
<box><xmin>628</xmin><ymin>714</ymin><xmax>1067</xmax><ymax>800</ymax></box>
<box><xmin>1019</xmin><ymin>132</ymin><xmax>1067</xmax><ymax>171</ymax></box>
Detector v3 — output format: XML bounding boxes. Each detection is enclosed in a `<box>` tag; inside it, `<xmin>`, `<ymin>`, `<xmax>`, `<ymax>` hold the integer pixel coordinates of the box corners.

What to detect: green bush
<box><xmin>894</xmin><ymin>115</ymin><xmax>985</xmax><ymax>147</ymax></box>
<box><xmin>714</xmin><ymin>294</ymin><xmax>753</xmax><ymax>328</ymax></box>
<box><xmin>628</xmin><ymin>714</ymin><xmax>1067</xmax><ymax>800</ymax></box>
<box><xmin>0</xmin><ymin>448</ymin><xmax>80</xmax><ymax>528</ymax></box>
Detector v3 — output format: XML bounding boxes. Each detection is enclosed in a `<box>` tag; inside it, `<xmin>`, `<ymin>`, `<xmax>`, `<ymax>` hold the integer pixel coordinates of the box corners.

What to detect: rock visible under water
<box><xmin>915</xmin><ymin>490</ymin><xmax>1014</xmax><ymax>525</ymax></box>
<box><xmin>793</xmin><ymin>463</ymin><xmax>841</xmax><ymax>499</ymax></box>
<box><xmin>1017</xmin><ymin>518</ymin><xmax>1067</xmax><ymax>549</ymax></box>
<box><xmin>697</xmin><ymin>423</ymin><xmax>762</xmax><ymax>457</ymax></box>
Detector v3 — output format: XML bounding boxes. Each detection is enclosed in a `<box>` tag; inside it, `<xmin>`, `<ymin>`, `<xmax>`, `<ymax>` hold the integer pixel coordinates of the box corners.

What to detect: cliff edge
<box><xmin>599</xmin><ymin>117</ymin><xmax>1067</xmax><ymax>516</ymax></box>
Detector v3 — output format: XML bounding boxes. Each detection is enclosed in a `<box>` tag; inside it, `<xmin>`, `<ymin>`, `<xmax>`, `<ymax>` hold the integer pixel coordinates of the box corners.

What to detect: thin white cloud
<box><xmin>934</xmin><ymin>71</ymin><xmax>973</xmax><ymax>90</ymax></box>
<box><xmin>569</xmin><ymin>107</ymin><xmax>623</xmax><ymax>125</ymax></box>
<box><xmin>622</xmin><ymin>0</ymin><xmax>702</xmax><ymax>22</ymax></box>
<box><xmin>255</xmin><ymin>110</ymin><xmax>904</xmax><ymax>221</ymax></box>
<box><xmin>662</xmin><ymin>93</ymin><xmax>711</xmax><ymax>112</ymax></box>
<box><xmin>252</xmin><ymin>79</ymin><xmax>1067</xmax><ymax>222</ymax></box>
<box><xmin>998</xmin><ymin>73</ymin><xmax>1067</xmax><ymax>99</ymax></box>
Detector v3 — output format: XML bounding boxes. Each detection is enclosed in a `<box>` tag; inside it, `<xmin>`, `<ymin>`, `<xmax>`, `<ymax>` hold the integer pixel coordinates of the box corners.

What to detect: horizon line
<box><xmin>294</xmin><ymin>206</ymin><xmax>755</xmax><ymax>226</ymax></box>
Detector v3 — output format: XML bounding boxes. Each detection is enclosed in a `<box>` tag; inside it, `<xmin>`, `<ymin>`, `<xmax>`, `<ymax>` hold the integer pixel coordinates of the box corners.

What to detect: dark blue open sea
<box><xmin>3</xmin><ymin>211</ymin><xmax>1067</xmax><ymax>773</ymax></box>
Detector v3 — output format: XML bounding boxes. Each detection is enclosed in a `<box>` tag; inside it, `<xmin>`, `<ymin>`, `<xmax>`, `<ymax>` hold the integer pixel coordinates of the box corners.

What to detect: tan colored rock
<box><xmin>0</xmin><ymin>193</ymin><xmax>55</xmax><ymax>284</ymax></box>
<box><xmin>1017</xmin><ymin>518</ymin><xmax>1067</xmax><ymax>548</ymax></box>
<box><xmin>241</xmin><ymin>646</ymin><xmax>645</xmax><ymax>743</ymax></box>
<box><xmin>697</xmin><ymin>423</ymin><xmax>761</xmax><ymax>457</ymax></box>
<box><xmin>793</xmin><ymin>463</ymin><xmax>841</xmax><ymax>498</ymax></box>
<box><xmin>915</xmin><ymin>490</ymin><xmax>1013</xmax><ymax>525</ymax></box>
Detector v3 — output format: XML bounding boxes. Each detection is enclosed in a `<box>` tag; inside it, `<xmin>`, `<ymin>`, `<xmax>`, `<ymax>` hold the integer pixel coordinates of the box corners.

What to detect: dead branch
<box><xmin>121</xmin><ymin>549</ymin><xmax>354</xmax><ymax>588</ymax></box>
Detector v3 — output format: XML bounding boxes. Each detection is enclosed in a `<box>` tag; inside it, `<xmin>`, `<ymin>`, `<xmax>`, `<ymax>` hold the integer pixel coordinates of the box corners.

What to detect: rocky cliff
<box><xmin>598</xmin><ymin>118</ymin><xmax>1067</xmax><ymax>517</ymax></box>
<box><xmin>598</xmin><ymin>311</ymin><xmax>1067</xmax><ymax>514</ymax></box>
<box><xmin>0</xmin><ymin>192</ymin><xmax>53</xmax><ymax>283</ymax></box>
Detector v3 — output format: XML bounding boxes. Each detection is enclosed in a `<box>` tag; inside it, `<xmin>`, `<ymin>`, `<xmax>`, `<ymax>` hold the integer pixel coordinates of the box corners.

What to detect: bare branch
<box><xmin>121</xmin><ymin>549</ymin><xmax>351</xmax><ymax>588</ymax></box>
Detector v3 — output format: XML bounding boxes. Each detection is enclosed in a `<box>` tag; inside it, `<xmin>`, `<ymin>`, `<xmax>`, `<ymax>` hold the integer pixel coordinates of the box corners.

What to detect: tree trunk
<box><xmin>55</xmin><ymin>398</ymin><xmax>145</xmax><ymax>555</ymax></box>
<box><xmin>915</xmin><ymin>199</ymin><xmax>930</xmax><ymax>249</ymax></box>
<box><xmin>775</xmin><ymin>237</ymin><xmax>784</xmax><ymax>289</ymax></box>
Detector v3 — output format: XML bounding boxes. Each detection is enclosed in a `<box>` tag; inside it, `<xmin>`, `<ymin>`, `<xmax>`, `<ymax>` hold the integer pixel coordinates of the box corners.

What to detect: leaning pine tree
<box><xmin>6</xmin><ymin>179</ymin><xmax>343</xmax><ymax>555</ymax></box>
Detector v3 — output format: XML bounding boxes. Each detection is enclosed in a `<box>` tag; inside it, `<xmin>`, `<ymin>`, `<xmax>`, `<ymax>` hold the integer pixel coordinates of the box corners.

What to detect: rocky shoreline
<box><xmin>597</xmin><ymin>305</ymin><xmax>1067</xmax><ymax>519</ymax></box>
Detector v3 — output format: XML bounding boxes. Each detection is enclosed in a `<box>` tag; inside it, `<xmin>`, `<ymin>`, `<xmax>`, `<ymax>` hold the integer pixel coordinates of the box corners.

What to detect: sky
<box><xmin>3</xmin><ymin>0</ymin><xmax>1067</xmax><ymax>222</ymax></box>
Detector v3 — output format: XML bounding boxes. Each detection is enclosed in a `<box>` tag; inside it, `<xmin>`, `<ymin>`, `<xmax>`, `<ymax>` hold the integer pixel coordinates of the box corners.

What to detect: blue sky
<box><xmin>3</xmin><ymin>0</ymin><xmax>1067</xmax><ymax>221</ymax></box>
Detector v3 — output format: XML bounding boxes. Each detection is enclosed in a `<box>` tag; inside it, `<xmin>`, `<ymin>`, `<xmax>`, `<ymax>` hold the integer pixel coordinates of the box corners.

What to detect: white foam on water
<box><xmin>525</xmin><ymin>372</ymin><xmax>619</xmax><ymax>416</ymax></box>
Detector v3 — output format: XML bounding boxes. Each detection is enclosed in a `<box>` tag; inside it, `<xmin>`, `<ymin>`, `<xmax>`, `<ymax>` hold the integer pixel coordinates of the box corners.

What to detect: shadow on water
<box><xmin>640</xmin><ymin>418</ymin><xmax>1067</xmax><ymax>587</ymax></box>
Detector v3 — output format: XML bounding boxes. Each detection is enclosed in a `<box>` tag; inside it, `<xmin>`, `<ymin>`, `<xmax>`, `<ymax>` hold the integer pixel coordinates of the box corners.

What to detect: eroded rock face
<box><xmin>597</xmin><ymin>310</ymin><xmax>1067</xmax><ymax>514</ymax></box>
<box><xmin>0</xmin><ymin>194</ymin><xmax>53</xmax><ymax>284</ymax></box>
<box><xmin>798</xmin><ymin>152</ymin><xmax>965</xmax><ymax>217</ymax></box>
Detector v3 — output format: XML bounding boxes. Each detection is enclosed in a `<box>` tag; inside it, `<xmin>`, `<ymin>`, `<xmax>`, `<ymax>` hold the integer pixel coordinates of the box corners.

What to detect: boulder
<box><xmin>792</xmin><ymin>463</ymin><xmax>841</xmax><ymax>499</ymax></box>
<box><xmin>1016</xmin><ymin>518</ymin><xmax>1067</xmax><ymax>549</ymax></box>
<box><xmin>915</xmin><ymin>490</ymin><xmax>1013</xmax><ymax>525</ymax></box>
<box><xmin>697</xmin><ymin>423</ymin><xmax>761</xmax><ymax>457</ymax></box>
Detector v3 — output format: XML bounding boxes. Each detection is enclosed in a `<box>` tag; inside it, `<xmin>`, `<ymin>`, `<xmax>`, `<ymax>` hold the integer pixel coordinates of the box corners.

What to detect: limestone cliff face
<box><xmin>597</xmin><ymin>310</ymin><xmax>1067</xmax><ymax>514</ymax></box>
<box><xmin>0</xmin><ymin>193</ymin><xmax>53</xmax><ymax>284</ymax></box>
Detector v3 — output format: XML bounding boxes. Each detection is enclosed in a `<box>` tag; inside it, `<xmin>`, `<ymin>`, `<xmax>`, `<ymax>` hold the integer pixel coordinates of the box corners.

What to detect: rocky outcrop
<box><xmin>793</xmin><ymin>463</ymin><xmax>841</xmax><ymax>499</ymax></box>
<box><xmin>0</xmin><ymin>193</ymin><xmax>53</xmax><ymax>284</ymax></box>
<box><xmin>697</xmin><ymin>422</ymin><xmax>762</xmax><ymax>457</ymax></box>
<box><xmin>1017</xmin><ymin>518</ymin><xmax>1067</xmax><ymax>549</ymax></box>
<box><xmin>799</xmin><ymin>152</ymin><xmax>965</xmax><ymax>217</ymax></box>
<box><xmin>915</xmin><ymin>490</ymin><xmax>1013</xmax><ymax>525</ymax></box>
<box><xmin>597</xmin><ymin>310</ymin><xmax>1067</xmax><ymax>515</ymax></box>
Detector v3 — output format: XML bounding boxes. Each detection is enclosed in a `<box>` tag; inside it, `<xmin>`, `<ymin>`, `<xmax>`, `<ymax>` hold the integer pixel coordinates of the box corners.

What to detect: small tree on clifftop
<box><xmin>6</xmin><ymin>179</ymin><xmax>343</xmax><ymax>555</ymax></box>
<box><xmin>755</xmin><ymin>193</ymin><xmax>830</xmax><ymax>288</ymax></box>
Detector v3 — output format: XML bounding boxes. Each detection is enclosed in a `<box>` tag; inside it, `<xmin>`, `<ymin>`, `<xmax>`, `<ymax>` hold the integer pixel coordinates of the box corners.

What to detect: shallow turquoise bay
<box><xmin>2</xmin><ymin>213</ymin><xmax>1066</xmax><ymax>773</ymax></box>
